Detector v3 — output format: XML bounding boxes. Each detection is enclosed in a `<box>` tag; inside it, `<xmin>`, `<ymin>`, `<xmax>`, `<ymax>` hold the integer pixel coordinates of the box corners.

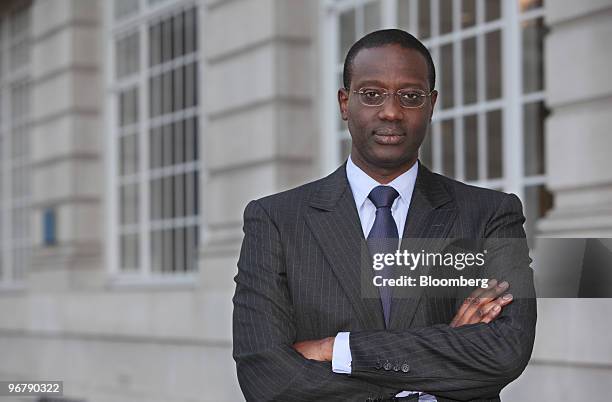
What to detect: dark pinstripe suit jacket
<box><xmin>233</xmin><ymin>162</ymin><xmax>536</xmax><ymax>402</ymax></box>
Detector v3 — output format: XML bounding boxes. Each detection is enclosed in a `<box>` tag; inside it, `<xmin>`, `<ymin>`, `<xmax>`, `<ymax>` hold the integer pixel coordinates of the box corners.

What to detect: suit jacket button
<box><xmin>383</xmin><ymin>361</ymin><xmax>392</xmax><ymax>371</ymax></box>
<box><xmin>375</xmin><ymin>359</ymin><xmax>383</xmax><ymax>370</ymax></box>
<box><xmin>401</xmin><ymin>363</ymin><xmax>410</xmax><ymax>373</ymax></box>
<box><xmin>393</xmin><ymin>362</ymin><xmax>400</xmax><ymax>372</ymax></box>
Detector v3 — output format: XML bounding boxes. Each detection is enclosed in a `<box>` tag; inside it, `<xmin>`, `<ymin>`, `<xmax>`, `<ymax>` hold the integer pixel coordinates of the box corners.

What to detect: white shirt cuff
<box><xmin>331</xmin><ymin>331</ymin><xmax>352</xmax><ymax>374</ymax></box>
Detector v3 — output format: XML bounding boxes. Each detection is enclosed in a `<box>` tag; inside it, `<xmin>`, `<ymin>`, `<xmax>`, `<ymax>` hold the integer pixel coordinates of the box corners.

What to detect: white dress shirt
<box><xmin>331</xmin><ymin>156</ymin><xmax>436</xmax><ymax>401</ymax></box>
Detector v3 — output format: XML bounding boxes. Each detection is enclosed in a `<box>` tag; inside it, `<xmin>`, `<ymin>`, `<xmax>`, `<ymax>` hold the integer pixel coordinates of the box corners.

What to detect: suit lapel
<box><xmin>304</xmin><ymin>163</ymin><xmax>458</xmax><ymax>331</ymax></box>
<box><xmin>389</xmin><ymin>164</ymin><xmax>458</xmax><ymax>330</ymax></box>
<box><xmin>305</xmin><ymin>164</ymin><xmax>386</xmax><ymax>330</ymax></box>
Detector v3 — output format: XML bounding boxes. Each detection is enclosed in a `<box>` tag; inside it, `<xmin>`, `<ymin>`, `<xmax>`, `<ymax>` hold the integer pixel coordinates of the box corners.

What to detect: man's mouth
<box><xmin>373</xmin><ymin>129</ymin><xmax>405</xmax><ymax>145</ymax></box>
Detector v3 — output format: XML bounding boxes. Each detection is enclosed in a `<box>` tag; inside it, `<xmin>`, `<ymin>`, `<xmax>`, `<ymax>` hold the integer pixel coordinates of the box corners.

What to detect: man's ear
<box><xmin>428</xmin><ymin>90</ymin><xmax>438</xmax><ymax>120</ymax></box>
<box><xmin>338</xmin><ymin>88</ymin><xmax>349</xmax><ymax>121</ymax></box>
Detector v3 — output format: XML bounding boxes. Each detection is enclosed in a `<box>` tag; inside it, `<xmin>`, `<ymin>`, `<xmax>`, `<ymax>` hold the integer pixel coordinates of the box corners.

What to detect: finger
<box><xmin>292</xmin><ymin>345</ymin><xmax>305</xmax><ymax>357</ymax></box>
<box><xmin>452</xmin><ymin>279</ymin><xmax>497</xmax><ymax>326</ymax></box>
<box><xmin>292</xmin><ymin>341</ymin><xmax>315</xmax><ymax>359</ymax></box>
<box><xmin>477</xmin><ymin>294</ymin><xmax>514</xmax><ymax>324</ymax></box>
<box><xmin>461</xmin><ymin>280</ymin><xmax>509</xmax><ymax>324</ymax></box>
<box><xmin>451</xmin><ymin>280</ymin><xmax>494</xmax><ymax>327</ymax></box>
<box><xmin>479</xmin><ymin>303</ymin><xmax>502</xmax><ymax>324</ymax></box>
<box><xmin>498</xmin><ymin>292</ymin><xmax>513</xmax><ymax>306</ymax></box>
<box><xmin>472</xmin><ymin>280</ymin><xmax>508</xmax><ymax>307</ymax></box>
<box><xmin>462</xmin><ymin>300</ymin><xmax>497</xmax><ymax>325</ymax></box>
<box><xmin>478</xmin><ymin>280</ymin><xmax>509</xmax><ymax>304</ymax></box>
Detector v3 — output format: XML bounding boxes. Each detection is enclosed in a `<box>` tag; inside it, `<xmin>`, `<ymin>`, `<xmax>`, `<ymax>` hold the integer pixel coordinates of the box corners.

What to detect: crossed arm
<box><xmin>233</xmin><ymin>195</ymin><xmax>536</xmax><ymax>401</ymax></box>
<box><xmin>293</xmin><ymin>278</ymin><xmax>516</xmax><ymax>361</ymax></box>
<box><xmin>233</xmin><ymin>200</ymin><xmax>395</xmax><ymax>401</ymax></box>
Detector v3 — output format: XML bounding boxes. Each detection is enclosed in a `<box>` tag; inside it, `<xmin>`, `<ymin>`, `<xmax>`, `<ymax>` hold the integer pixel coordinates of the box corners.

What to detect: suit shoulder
<box><xmin>244</xmin><ymin>175</ymin><xmax>326</xmax><ymax>219</ymax></box>
<box><xmin>433</xmin><ymin>171</ymin><xmax>519</xmax><ymax>210</ymax></box>
<box><xmin>429</xmin><ymin>172</ymin><xmax>525</xmax><ymax>237</ymax></box>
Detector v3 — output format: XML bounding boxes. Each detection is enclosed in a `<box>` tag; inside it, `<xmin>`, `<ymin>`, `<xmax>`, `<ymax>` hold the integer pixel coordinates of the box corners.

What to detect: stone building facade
<box><xmin>0</xmin><ymin>0</ymin><xmax>611</xmax><ymax>401</ymax></box>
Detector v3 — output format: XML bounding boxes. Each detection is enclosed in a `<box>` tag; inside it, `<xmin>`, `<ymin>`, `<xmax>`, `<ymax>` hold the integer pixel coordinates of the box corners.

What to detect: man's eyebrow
<box><xmin>356</xmin><ymin>79</ymin><xmax>427</xmax><ymax>89</ymax></box>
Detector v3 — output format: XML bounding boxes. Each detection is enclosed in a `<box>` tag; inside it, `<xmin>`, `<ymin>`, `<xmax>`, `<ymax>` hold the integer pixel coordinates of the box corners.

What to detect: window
<box><xmin>322</xmin><ymin>0</ymin><xmax>550</xmax><ymax>238</ymax></box>
<box><xmin>0</xmin><ymin>2</ymin><xmax>32</xmax><ymax>286</ymax></box>
<box><xmin>109</xmin><ymin>0</ymin><xmax>201</xmax><ymax>279</ymax></box>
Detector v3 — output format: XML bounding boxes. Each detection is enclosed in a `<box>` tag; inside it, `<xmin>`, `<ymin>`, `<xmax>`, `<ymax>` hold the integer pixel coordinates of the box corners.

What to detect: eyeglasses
<box><xmin>351</xmin><ymin>87</ymin><xmax>434</xmax><ymax>109</ymax></box>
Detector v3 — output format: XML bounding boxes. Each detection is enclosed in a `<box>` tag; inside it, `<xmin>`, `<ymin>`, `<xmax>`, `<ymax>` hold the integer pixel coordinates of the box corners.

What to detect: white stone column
<box><xmin>538</xmin><ymin>0</ymin><xmax>612</xmax><ymax>237</ymax></box>
<box><xmin>198</xmin><ymin>0</ymin><xmax>318</xmax><ymax>296</ymax></box>
<box><xmin>196</xmin><ymin>1</ymin><xmax>319</xmax><ymax>397</ymax></box>
<box><xmin>29</xmin><ymin>0</ymin><xmax>104</xmax><ymax>290</ymax></box>
<box><xmin>509</xmin><ymin>2</ymin><xmax>612</xmax><ymax>400</ymax></box>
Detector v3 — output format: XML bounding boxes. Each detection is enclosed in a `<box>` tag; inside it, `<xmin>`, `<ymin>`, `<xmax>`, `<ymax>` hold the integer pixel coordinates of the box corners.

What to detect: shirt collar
<box><xmin>346</xmin><ymin>155</ymin><xmax>419</xmax><ymax>208</ymax></box>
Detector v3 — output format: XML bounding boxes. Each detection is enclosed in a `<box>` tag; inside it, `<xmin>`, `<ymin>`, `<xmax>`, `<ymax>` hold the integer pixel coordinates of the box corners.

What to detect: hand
<box><xmin>450</xmin><ymin>279</ymin><xmax>514</xmax><ymax>328</ymax></box>
<box><xmin>292</xmin><ymin>337</ymin><xmax>335</xmax><ymax>362</ymax></box>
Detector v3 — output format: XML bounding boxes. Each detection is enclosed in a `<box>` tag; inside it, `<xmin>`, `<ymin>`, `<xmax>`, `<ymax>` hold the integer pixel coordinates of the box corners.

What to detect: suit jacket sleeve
<box><xmin>233</xmin><ymin>200</ymin><xmax>396</xmax><ymax>401</ymax></box>
<box><xmin>348</xmin><ymin>194</ymin><xmax>537</xmax><ymax>401</ymax></box>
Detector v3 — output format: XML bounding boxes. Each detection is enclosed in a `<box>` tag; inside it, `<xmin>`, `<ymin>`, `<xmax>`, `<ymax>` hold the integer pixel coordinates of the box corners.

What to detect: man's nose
<box><xmin>378</xmin><ymin>94</ymin><xmax>403</xmax><ymax>121</ymax></box>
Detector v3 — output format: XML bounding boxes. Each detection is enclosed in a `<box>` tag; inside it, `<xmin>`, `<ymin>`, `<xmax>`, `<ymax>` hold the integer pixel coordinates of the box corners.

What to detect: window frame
<box><xmin>105</xmin><ymin>0</ymin><xmax>207</xmax><ymax>285</ymax></box>
<box><xmin>0</xmin><ymin>1</ymin><xmax>33</xmax><ymax>289</ymax></box>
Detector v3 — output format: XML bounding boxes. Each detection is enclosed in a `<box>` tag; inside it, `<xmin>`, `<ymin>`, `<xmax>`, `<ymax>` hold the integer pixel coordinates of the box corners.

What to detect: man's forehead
<box><xmin>351</xmin><ymin>45</ymin><xmax>429</xmax><ymax>84</ymax></box>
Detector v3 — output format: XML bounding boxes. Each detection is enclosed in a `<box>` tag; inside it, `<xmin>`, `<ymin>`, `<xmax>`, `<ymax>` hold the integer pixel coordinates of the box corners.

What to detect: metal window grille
<box><xmin>108</xmin><ymin>0</ymin><xmax>203</xmax><ymax>280</ymax></box>
<box><xmin>0</xmin><ymin>1</ymin><xmax>32</xmax><ymax>287</ymax></box>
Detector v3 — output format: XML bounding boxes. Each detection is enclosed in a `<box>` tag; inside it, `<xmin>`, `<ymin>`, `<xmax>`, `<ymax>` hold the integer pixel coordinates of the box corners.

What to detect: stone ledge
<box><xmin>546</xmin><ymin>0</ymin><xmax>612</xmax><ymax>26</ymax></box>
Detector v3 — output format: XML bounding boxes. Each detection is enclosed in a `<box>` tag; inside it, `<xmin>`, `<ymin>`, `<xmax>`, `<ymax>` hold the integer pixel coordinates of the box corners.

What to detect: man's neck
<box><xmin>350</xmin><ymin>155</ymin><xmax>417</xmax><ymax>184</ymax></box>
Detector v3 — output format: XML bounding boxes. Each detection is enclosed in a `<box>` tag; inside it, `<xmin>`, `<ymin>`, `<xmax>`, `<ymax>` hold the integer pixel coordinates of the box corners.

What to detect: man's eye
<box><xmin>363</xmin><ymin>90</ymin><xmax>381</xmax><ymax>98</ymax></box>
<box><xmin>400</xmin><ymin>92</ymin><xmax>420</xmax><ymax>100</ymax></box>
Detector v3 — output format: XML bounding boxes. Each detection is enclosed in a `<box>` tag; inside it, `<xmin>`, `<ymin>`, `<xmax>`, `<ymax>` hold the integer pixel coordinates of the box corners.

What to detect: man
<box><xmin>233</xmin><ymin>29</ymin><xmax>536</xmax><ymax>401</ymax></box>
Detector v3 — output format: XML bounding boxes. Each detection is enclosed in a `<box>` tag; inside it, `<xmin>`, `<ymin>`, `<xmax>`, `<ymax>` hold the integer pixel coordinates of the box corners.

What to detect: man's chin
<box><xmin>364</xmin><ymin>151</ymin><xmax>416</xmax><ymax>170</ymax></box>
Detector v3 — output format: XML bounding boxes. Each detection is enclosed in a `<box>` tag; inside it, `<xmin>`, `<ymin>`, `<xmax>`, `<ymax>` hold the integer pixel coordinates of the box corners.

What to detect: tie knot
<box><xmin>368</xmin><ymin>186</ymin><xmax>399</xmax><ymax>209</ymax></box>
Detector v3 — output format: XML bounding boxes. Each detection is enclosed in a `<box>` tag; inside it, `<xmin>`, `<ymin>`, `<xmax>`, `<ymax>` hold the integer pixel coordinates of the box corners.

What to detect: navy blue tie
<box><xmin>367</xmin><ymin>185</ymin><xmax>400</xmax><ymax>328</ymax></box>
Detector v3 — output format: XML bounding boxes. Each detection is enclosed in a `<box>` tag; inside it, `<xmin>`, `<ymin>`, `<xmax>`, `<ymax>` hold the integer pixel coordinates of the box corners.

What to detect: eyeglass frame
<box><xmin>349</xmin><ymin>87</ymin><xmax>436</xmax><ymax>109</ymax></box>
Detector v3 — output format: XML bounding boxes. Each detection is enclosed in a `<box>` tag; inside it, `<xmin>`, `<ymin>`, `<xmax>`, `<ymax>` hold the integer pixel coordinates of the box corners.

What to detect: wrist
<box><xmin>324</xmin><ymin>336</ymin><xmax>335</xmax><ymax>361</ymax></box>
